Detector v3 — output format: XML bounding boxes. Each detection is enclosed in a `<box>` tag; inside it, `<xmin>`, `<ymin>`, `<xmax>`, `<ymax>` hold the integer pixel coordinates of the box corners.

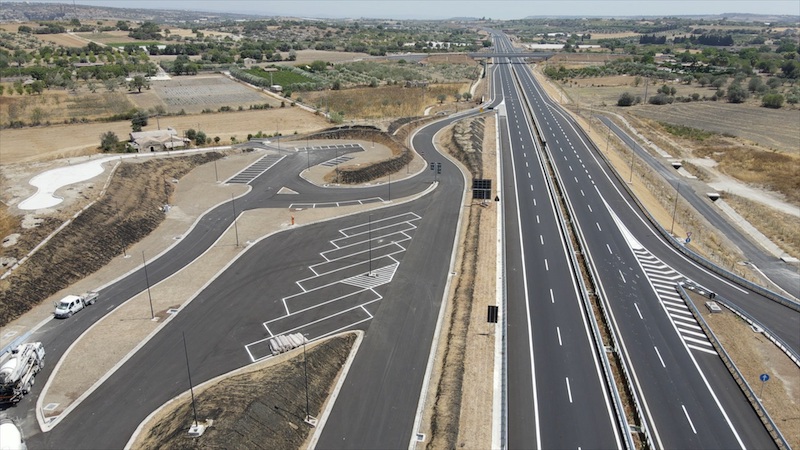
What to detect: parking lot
<box><xmin>244</xmin><ymin>212</ymin><xmax>422</xmax><ymax>361</ymax></box>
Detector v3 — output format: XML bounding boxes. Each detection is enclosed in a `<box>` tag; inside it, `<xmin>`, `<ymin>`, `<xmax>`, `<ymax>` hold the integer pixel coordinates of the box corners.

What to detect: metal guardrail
<box><xmin>713</xmin><ymin>295</ymin><xmax>800</xmax><ymax>369</ymax></box>
<box><xmin>585</xmin><ymin>120</ymin><xmax>799</xmax><ymax>313</ymax></box>
<box><xmin>510</xmin><ymin>65</ymin><xmax>637</xmax><ymax>450</ymax></box>
<box><xmin>676</xmin><ymin>284</ymin><xmax>791</xmax><ymax>450</ymax></box>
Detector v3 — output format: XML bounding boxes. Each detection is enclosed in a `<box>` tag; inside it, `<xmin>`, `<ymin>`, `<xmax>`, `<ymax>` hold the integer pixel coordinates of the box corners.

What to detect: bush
<box><xmin>100</xmin><ymin>131</ymin><xmax>119</xmax><ymax>151</ymax></box>
<box><xmin>726</xmin><ymin>83</ymin><xmax>749</xmax><ymax>103</ymax></box>
<box><xmin>617</xmin><ymin>92</ymin><xmax>636</xmax><ymax>106</ymax></box>
<box><xmin>761</xmin><ymin>93</ymin><xmax>784</xmax><ymax>109</ymax></box>
<box><xmin>648</xmin><ymin>93</ymin><xmax>673</xmax><ymax>105</ymax></box>
<box><xmin>195</xmin><ymin>131</ymin><xmax>207</xmax><ymax>145</ymax></box>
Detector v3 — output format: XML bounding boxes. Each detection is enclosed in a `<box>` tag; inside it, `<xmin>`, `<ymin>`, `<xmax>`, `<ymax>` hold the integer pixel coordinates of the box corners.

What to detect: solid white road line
<box><xmin>654</xmin><ymin>346</ymin><xmax>666</xmax><ymax>368</ymax></box>
<box><xmin>682</xmin><ymin>404</ymin><xmax>698</xmax><ymax>434</ymax></box>
<box><xmin>565</xmin><ymin>377</ymin><xmax>573</xmax><ymax>403</ymax></box>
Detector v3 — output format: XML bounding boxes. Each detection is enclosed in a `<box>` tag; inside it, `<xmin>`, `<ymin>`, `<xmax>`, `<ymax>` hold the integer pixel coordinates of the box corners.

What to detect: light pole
<box><xmin>231</xmin><ymin>194</ymin><xmax>240</xmax><ymax>247</ymax></box>
<box><xmin>670</xmin><ymin>183</ymin><xmax>681</xmax><ymax>235</ymax></box>
<box><xmin>303</xmin><ymin>337</ymin><xmax>310</xmax><ymax>421</ymax></box>
<box><xmin>142</xmin><ymin>251</ymin><xmax>154</xmax><ymax>319</ymax></box>
<box><xmin>183</xmin><ymin>331</ymin><xmax>199</xmax><ymax>428</ymax></box>
<box><xmin>368</xmin><ymin>214</ymin><xmax>373</xmax><ymax>276</ymax></box>
<box><xmin>628</xmin><ymin>148</ymin><xmax>635</xmax><ymax>183</ymax></box>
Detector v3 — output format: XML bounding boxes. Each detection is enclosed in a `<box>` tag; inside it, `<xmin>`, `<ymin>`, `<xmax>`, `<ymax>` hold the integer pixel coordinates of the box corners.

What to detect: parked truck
<box><xmin>0</xmin><ymin>342</ymin><xmax>45</xmax><ymax>405</ymax></box>
<box><xmin>53</xmin><ymin>292</ymin><xmax>98</xmax><ymax>319</ymax></box>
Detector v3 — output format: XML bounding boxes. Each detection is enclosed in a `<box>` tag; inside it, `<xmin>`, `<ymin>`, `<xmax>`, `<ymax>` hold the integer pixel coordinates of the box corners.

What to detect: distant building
<box><xmin>129</xmin><ymin>127</ymin><xmax>186</xmax><ymax>152</ymax></box>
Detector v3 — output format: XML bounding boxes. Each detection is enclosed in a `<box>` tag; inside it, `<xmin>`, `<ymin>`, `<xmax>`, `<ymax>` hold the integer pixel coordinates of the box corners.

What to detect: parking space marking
<box><xmin>243</xmin><ymin>213</ymin><xmax>421</xmax><ymax>362</ymax></box>
<box><xmin>226</xmin><ymin>154</ymin><xmax>285</xmax><ymax>184</ymax></box>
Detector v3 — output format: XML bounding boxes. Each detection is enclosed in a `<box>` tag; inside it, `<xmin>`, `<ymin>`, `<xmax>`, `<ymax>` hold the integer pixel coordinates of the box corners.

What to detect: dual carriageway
<box><xmin>7</xmin><ymin>31</ymin><xmax>798</xmax><ymax>450</ymax></box>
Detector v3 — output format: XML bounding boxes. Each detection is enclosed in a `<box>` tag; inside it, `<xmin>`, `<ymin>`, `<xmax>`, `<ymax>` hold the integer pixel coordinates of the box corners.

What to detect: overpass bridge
<box><xmin>467</xmin><ymin>52</ymin><xmax>553</xmax><ymax>60</ymax></box>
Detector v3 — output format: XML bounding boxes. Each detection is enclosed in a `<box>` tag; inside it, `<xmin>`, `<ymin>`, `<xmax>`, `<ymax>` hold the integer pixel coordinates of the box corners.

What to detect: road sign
<box><xmin>473</xmin><ymin>179</ymin><xmax>492</xmax><ymax>200</ymax></box>
<box><xmin>685</xmin><ymin>237</ymin><xmax>691</xmax><ymax>244</ymax></box>
<box><xmin>760</xmin><ymin>373</ymin><xmax>769</xmax><ymax>382</ymax></box>
<box><xmin>487</xmin><ymin>305</ymin><xmax>498</xmax><ymax>323</ymax></box>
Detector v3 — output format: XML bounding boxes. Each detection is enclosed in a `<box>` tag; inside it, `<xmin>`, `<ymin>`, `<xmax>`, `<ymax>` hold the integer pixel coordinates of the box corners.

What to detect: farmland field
<box><xmin>138</xmin><ymin>75</ymin><xmax>280</xmax><ymax>114</ymax></box>
<box><xmin>32</xmin><ymin>33</ymin><xmax>90</xmax><ymax>48</ymax></box>
<box><xmin>245</xmin><ymin>68</ymin><xmax>313</xmax><ymax>85</ymax></box>
<box><xmin>74</xmin><ymin>31</ymin><xmax>141</xmax><ymax>45</ymax></box>
<box><xmin>628</xmin><ymin>102</ymin><xmax>800</xmax><ymax>153</ymax></box>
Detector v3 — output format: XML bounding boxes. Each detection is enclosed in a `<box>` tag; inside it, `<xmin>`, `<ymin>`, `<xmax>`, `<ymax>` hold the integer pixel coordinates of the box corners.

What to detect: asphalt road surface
<box><xmin>491</xmin><ymin>29</ymin><xmax>778</xmax><ymax>449</ymax></box>
<box><xmin>20</xmin><ymin>112</ymin><xmax>484</xmax><ymax>448</ymax></box>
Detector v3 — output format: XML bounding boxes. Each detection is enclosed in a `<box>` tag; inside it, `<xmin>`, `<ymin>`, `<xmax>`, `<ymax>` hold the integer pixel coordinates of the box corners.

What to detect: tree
<box><xmin>437</xmin><ymin>94</ymin><xmax>447</xmax><ymax>104</ymax></box>
<box><xmin>195</xmin><ymin>131</ymin><xmax>207</xmax><ymax>145</ymax></box>
<box><xmin>747</xmin><ymin>76</ymin><xmax>764</xmax><ymax>93</ymax></box>
<box><xmin>617</xmin><ymin>92</ymin><xmax>636</xmax><ymax>106</ymax></box>
<box><xmin>100</xmin><ymin>131</ymin><xmax>119</xmax><ymax>151</ymax></box>
<box><xmin>186</xmin><ymin>128</ymin><xmax>197</xmax><ymax>141</ymax></box>
<box><xmin>711</xmin><ymin>77</ymin><xmax>726</xmax><ymax>90</ymax></box>
<box><xmin>309</xmin><ymin>60</ymin><xmax>327</xmax><ymax>72</ymax></box>
<box><xmin>214</xmin><ymin>136</ymin><xmax>221</xmax><ymax>144</ymax></box>
<box><xmin>462</xmin><ymin>92</ymin><xmax>473</xmax><ymax>102</ymax></box>
<box><xmin>761</xmin><ymin>93</ymin><xmax>784</xmax><ymax>109</ymax></box>
<box><xmin>128</xmin><ymin>75</ymin><xmax>149</xmax><ymax>93</ymax></box>
<box><xmin>726</xmin><ymin>83</ymin><xmax>748</xmax><ymax>103</ymax></box>
<box><xmin>131</xmin><ymin>110</ymin><xmax>148</xmax><ymax>131</ymax></box>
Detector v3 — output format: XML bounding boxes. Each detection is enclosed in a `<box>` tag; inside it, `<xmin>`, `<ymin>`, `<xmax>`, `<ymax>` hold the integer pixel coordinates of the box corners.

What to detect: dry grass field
<box><xmin>0</xmin><ymin>107</ymin><xmax>329</xmax><ymax>164</ymax></box>
<box><xmin>553</xmin><ymin>72</ymin><xmax>800</xmax><ymax>153</ymax></box>
<box><xmin>546</xmin><ymin>53</ymin><xmax>629</xmax><ymax>68</ymax></box>
<box><xmin>73</xmin><ymin>30</ymin><xmax>140</xmax><ymax>44</ymax></box>
<box><xmin>302</xmin><ymin>82</ymin><xmax>472</xmax><ymax>119</ymax></box>
<box><xmin>628</xmin><ymin>103</ymin><xmax>800</xmax><ymax>153</ymax></box>
<box><xmin>0</xmin><ymin>89</ymin><xmax>135</xmax><ymax>126</ymax></box>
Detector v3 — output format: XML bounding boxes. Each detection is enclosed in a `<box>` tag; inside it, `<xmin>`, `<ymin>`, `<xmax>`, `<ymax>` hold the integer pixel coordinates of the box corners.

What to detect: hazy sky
<box><xmin>16</xmin><ymin>0</ymin><xmax>800</xmax><ymax>20</ymax></box>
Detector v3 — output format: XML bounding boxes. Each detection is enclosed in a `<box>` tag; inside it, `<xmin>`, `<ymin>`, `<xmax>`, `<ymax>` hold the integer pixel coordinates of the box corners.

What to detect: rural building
<box><xmin>129</xmin><ymin>128</ymin><xmax>186</xmax><ymax>152</ymax></box>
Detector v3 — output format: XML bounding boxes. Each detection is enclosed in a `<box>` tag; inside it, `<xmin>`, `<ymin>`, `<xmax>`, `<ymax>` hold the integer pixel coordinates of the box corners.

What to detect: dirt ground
<box><xmin>693</xmin><ymin>297</ymin><xmax>800</xmax><ymax>449</ymax></box>
<box><xmin>131</xmin><ymin>333</ymin><xmax>358</xmax><ymax>450</ymax></box>
<box><xmin>418</xmin><ymin>114</ymin><xmax>496</xmax><ymax>449</ymax></box>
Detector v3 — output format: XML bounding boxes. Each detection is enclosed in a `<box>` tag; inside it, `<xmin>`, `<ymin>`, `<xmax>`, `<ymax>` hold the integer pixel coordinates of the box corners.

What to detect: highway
<box><xmin>493</xmin><ymin>30</ymin><xmax>780</xmax><ymax>449</ymax></box>
<box><xmin>495</xmin><ymin>54</ymin><xmax>623</xmax><ymax>448</ymax></box>
<box><xmin>9</xmin><ymin>30</ymin><xmax>795</xmax><ymax>450</ymax></box>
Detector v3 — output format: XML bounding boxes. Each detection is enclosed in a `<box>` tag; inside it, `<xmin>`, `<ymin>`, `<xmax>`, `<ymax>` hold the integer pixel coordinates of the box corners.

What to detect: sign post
<box><xmin>759</xmin><ymin>373</ymin><xmax>769</xmax><ymax>399</ymax></box>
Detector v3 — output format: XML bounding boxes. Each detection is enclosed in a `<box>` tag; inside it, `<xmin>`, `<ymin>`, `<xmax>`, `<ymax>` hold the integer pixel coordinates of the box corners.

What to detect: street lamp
<box><xmin>670</xmin><ymin>183</ymin><xmax>681</xmax><ymax>235</ymax></box>
<box><xmin>367</xmin><ymin>214</ymin><xmax>373</xmax><ymax>276</ymax></box>
<box><xmin>141</xmin><ymin>251</ymin><xmax>155</xmax><ymax>319</ymax></box>
<box><xmin>231</xmin><ymin>194</ymin><xmax>240</xmax><ymax>247</ymax></box>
